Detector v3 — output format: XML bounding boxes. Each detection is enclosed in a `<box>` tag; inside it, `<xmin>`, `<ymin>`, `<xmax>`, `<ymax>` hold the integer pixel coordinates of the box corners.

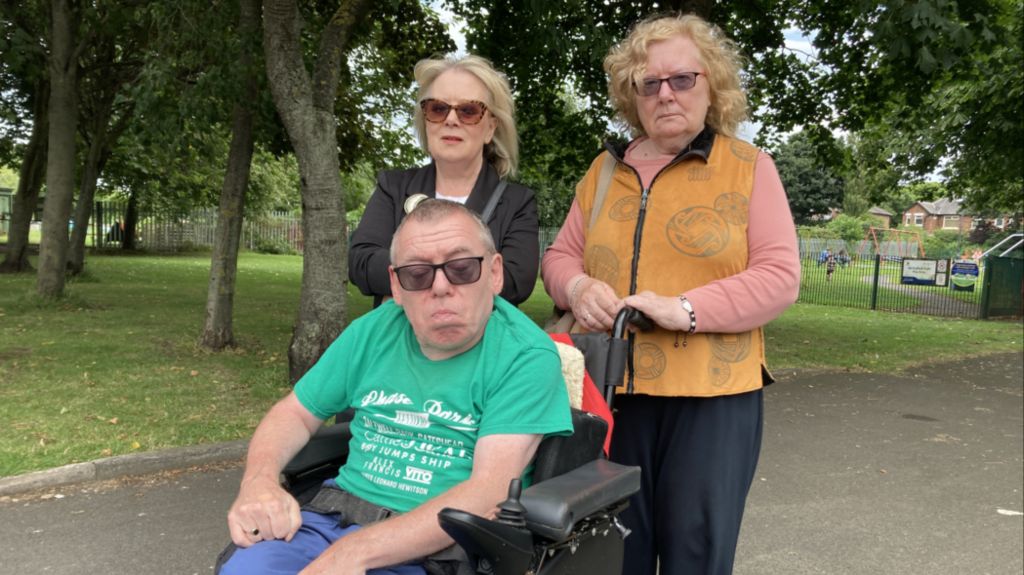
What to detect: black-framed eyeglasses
<box><xmin>633</xmin><ymin>72</ymin><xmax>704</xmax><ymax>97</ymax></box>
<box><xmin>393</xmin><ymin>257</ymin><xmax>485</xmax><ymax>291</ymax></box>
<box><xmin>419</xmin><ymin>99</ymin><xmax>489</xmax><ymax>125</ymax></box>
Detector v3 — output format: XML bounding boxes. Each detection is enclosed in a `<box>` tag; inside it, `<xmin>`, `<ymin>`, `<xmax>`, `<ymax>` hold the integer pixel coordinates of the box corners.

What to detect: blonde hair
<box><xmin>413</xmin><ymin>55</ymin><xmax>519</xmax><ymax>178</ymax></box>
<box><xmin>604</xmin><ymin>14</ymin><xmax>748</xmax><ymax>138</ymax></box>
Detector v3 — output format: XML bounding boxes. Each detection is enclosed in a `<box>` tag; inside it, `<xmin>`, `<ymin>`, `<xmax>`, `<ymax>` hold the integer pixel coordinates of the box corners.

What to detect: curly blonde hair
<box><xmin>604</xmin><ymin>14</ymin><xmax>748</xmax><ymax>138</ymax></box>
<box><xmin>413</xmin><ymin>55</ymin><xmax>519</xmax><ymax>178</ymax></box>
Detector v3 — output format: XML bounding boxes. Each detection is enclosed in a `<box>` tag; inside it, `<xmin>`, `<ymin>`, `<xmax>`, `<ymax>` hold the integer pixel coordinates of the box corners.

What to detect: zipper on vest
<box><xmin>625</xmin><ymin>186</ymin><xmax>650</xmax><ymax>394</ymax></box>
<box><xmin>617</xmin><ymin>153</ymin><xmax>696</xmax><ymax>394</ymax></box>
<box><xmin>628</xmin><ymin>188</ymin><xmax>650</xmax><ymax>295</ymax></box>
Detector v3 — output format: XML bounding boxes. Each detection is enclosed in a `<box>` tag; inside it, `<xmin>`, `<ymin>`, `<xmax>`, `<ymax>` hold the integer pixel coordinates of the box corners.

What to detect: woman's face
<box><xmin>423</xmin><ymin>69</ymin><xmax>497</xmax><ymax>170</ymax></box>
<box><xmin>634</xmin><ymin>35</ymin><xmax>711</xmax><ymax>150</ymax></box>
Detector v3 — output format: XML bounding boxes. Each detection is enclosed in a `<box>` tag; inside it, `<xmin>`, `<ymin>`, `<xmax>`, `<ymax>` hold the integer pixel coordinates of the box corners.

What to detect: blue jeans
<box><xmin>219</xmin><ymin>510</ymin><xmax>427</xmax><ymax>575</ymax></box>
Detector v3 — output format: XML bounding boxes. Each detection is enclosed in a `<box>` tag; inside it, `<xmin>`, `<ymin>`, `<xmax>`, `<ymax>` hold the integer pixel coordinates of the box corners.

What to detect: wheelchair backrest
<box><xmin>531</xmin><ymin>408</ymin><xmax>608</xmax><ymax>484</ymax></box>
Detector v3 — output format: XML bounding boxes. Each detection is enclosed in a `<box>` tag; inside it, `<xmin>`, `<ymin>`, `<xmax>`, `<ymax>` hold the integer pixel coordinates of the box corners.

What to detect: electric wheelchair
<box><xmin>233</xmin><ymin>310</ymin><xmax>646</xmax><ymax>575</ymax></box>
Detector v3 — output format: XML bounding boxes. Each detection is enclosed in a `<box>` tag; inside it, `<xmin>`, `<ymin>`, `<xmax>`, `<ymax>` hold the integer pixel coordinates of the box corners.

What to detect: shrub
<box><xmin>826</xmin><ymin>214</ymin><xmax>874</xmax><ymax>243</ymax></box>
<box><xmin>922</xmin><ymin>229</ymin><xmax>964</xmax><ymax>259</ymax></box>
<box><xmin>253</xmin><ymin>237</ymin><xmax>296</xmax><ymax>255</ymax></box>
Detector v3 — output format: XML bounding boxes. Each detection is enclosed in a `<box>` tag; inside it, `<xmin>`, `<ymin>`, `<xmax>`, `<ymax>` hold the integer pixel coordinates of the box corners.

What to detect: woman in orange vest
<box><xmin>543</xmin><ymin>14</ymin><xmax>800</xmax><ymax>575</ymax></box>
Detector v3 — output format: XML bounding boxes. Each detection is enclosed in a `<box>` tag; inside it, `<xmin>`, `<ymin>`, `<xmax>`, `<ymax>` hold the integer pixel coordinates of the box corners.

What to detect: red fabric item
<box><xmin>549</xmin><ymin>333</ymin><xmax>614</xmax><ymax>455</ymax></box>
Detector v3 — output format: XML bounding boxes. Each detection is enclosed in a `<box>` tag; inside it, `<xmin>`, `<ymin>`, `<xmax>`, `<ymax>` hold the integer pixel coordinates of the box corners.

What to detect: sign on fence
<box><xmin>901</xmin><ymin>258</ymin><xmax>950</xmax><ymax>287</ymax></box>
<box><xmin>950</xmin><ymin>260</ymin><xmax>980</xmax><ymax>292</ymax></box>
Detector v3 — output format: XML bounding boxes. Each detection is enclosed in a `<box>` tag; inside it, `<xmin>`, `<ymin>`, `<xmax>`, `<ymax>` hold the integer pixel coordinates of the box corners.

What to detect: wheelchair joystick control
<box><xmin>495</xmin><ymin>478</ymin><xmax>527</xmax><ymax>528</ymax></box>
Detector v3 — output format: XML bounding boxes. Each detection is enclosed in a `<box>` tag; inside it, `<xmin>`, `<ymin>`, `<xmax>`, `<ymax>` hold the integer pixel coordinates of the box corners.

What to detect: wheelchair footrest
<box><xmin>521</xmin><ymin>459</ymin><xmax>640</xmax><ymax>542</ymax></box>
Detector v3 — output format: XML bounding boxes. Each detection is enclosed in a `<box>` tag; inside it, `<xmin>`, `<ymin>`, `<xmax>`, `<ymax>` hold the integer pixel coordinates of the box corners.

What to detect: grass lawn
<box><xmin>1</xmin><ymin>227</ymin><xmax>102</xmax><ymax>247</ymax></box>
<box><xmin>1</xmin><ymin>252</ymin><xmax>1021</xmax><ymax>477</ymax></box>
<box><xmin>764</xmin><ymin>304</ymin><xmax>1019</xmax><ymax>372</ymax></box>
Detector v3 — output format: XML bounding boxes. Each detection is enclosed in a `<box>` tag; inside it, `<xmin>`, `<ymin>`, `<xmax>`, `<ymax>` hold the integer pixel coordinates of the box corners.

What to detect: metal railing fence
<box><xmin>91</xmin><ymin>201</ymin><xmax>302</xmax><ymax>253</ymax></box>
<box><xmin>82</xmin><ymin>210</ymin><xmax>1019</xmax><ymax>320</ymax></box>
<box><xmin>798</xmin><ymin>253</ymin><xmax>983</xmax><ymax>318</ymax></box>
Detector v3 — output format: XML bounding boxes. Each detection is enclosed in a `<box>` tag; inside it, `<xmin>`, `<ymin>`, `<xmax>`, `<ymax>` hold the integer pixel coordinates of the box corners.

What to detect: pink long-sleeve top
<box><xmin>542</xmin><ymin>141</ymin><xmax>800</xmax><ymax>334</ymax></box>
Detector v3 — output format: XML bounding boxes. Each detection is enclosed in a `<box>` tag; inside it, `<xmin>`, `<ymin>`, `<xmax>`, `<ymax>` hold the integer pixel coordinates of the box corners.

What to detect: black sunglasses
<box><xmin>419</xmin><ymin>99</ymin><xmax>489</xmax><ymax>125</ymax></box>
<box><xmin>394</xmin><ymin>257</ymin><xmax>485</xmax><ymax>291</ymax></box>
<box><xmin>633</xmin><ymin>72</ymin><xmax>704</xmax><ymax>97</ymax></box>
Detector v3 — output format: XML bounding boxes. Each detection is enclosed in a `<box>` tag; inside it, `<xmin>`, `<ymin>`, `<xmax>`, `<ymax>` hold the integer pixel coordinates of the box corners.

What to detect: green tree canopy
<box><xmin>446</xmin><ymin>0</ymin><xmax>1014</xmax><ymax>220</ymax></box>
<box><xmin>772</xmin><ymin>131</ymin><xmax>844</xmax><ymax>225</ymax></box>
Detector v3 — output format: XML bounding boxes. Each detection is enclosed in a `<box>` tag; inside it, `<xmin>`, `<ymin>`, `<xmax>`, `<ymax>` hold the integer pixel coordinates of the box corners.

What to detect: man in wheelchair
<box><xmin>218</xmin><ymin>200</ymin><xmax>574</xmax><ymax>575</ymax></box>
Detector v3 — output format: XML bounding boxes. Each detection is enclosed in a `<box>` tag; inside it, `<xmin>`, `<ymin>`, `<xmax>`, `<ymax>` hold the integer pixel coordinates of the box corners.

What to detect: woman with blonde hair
<box><xmin>542</xmin><ymin>14</ymin><xmax>800</xmax><ymax>574</ymax></box>
<box><xmin>350</xmin><ymin>54</ymin><xmax>538</xmax><ymax>306</ymax></box>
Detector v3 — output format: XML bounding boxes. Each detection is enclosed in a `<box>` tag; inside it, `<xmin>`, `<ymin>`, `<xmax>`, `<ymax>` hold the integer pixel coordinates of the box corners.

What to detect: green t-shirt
<box><xmin>294</xmin><ymin>297</ymin><xmax>573</xmax><ymax>513</ymax></box>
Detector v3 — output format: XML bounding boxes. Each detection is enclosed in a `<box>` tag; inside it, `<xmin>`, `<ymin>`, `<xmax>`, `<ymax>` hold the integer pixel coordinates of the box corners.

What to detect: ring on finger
<box><xmin>250</xmin><ymin>528</ymin><xmax>260</xmax><ymax>537</ymax></box>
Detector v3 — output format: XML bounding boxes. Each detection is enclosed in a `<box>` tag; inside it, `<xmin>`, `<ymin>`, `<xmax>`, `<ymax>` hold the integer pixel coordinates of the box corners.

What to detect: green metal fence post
<box><xmin>871</xmin><ymin>254</ymin><xmax>881</xmax><ymax>310</ymax></box>
<box><xmin>979</xmin><ymin>256</ymin><xmax>992</xmax><ymax>320</ymax></box>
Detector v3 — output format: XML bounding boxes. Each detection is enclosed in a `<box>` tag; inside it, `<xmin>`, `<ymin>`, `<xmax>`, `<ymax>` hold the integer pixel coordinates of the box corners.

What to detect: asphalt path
<box><xmin>1</xmin><ymin>352</ymin><xmax>1021</xmax><ymax>575</ymax></box>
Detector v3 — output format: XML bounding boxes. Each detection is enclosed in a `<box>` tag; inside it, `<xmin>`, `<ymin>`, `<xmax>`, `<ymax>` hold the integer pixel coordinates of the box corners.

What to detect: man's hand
<box><xmin>227</xmin><ymin>474</ymin><xmax>303</xmax><ymax>547</ymax></box>
<box><xmin>225</xmin><ymin>392</ymin><xmax>323</xmax><ymax>547</ymax></box>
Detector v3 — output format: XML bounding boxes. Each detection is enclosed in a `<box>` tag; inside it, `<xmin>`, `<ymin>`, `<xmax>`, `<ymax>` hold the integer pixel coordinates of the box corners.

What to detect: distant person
<box><xmin>349</xmin><ymin>55</ymin><xmax>539</xmax><ymax>307</ymax></box>
<box><xmin>218</xmin><ymin>200</ymin><xmax>571</xmax><ymax>575</ymax></box>
<box><xmin>838</xmin><ymin>248</ymin><xmax>850</xmax><ymax>267</ymax></box>
<box><xmin>826</xmin><ymin>252</ymin><xmax>837</xmax><ymax>282</ymax></box>
<box><xmin>106</xmin><ymin>221</ymin><xmax>124</xmax><ymax>243</ymax></box>
<box><xmin>542</xmin><ymin>13</ymin><xmax>800</xmax><ymax>575</ymax></box>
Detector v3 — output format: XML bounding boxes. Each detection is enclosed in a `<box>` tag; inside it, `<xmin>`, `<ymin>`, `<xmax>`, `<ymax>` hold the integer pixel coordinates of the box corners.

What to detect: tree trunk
<box><xmin>67</xmin><ymin>90</ymin><xmax>132</xmax><ymax>273</ymax></box>
<box><xmin>0</xmin><ymin>81</ymin><xmax>48</xmax><ymax>274</ymax></box>
<box><xmin>200</xmin><ymin>0</ymin><xmax>261</xmax><ymax>351</ymax></box>
<box><xmin>122</xmin><ymin>190</ymin><xmax>138</xmax><ymax>250</ymax></box>
<box><xmin>37</xmin><ymin>0</ymin><xmax>79</xmax><ymax>298</ymax></box>
<box><xmin>66</xmin><ymin>130</ymin><xmax>109</xmax><ymax>275</ymax></box>
<box><xmin>264</xmin><ymin>0</ymin><xmax>371</xmax><ymax>383</ymax></box>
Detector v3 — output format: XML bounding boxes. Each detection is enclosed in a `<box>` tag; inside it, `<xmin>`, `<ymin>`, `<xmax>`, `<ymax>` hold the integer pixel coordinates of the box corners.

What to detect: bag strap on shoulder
<box><xmin>480</xmin><ymin>180</ymin><xmax>508</xmax><ymax>223</ymax></box>
<box><xmin>587</xmin><ymin>152</ymin><xmax>617</xmax><ymax>232</ymax></box>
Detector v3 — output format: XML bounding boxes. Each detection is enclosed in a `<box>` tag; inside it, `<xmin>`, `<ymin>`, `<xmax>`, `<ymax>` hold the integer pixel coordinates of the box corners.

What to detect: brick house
<box><xmin>868</xmin><ymin>206</ymin><xmax>893</xmax><ymax>228</ymax></box>
<box><xmin>902</xmin><ymin>198</ymin><xmax>972</xmax><ymax>232</ymax></box>
<box><xmin>902</xmin><ymin>198</ymin><xmax>1020</xmax><ymax>233</ymax></box>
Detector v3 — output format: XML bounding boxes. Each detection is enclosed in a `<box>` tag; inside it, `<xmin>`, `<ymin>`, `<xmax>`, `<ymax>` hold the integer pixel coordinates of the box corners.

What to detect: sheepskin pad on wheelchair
<box><xmin>552</xmin><ymin>341</ymin><xmax>585</xmax><ymax>410</ymax></box>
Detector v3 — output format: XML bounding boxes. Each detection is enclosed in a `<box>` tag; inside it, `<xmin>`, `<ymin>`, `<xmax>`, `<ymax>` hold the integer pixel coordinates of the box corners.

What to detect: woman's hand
<box><xmin>623</xmin><ymin>291</ymin><xmax>692</xmax><ymax>333</ymax></box>
<box><xmin>570</xmin><ymin>276</ymin><xmax>623</xmax><ymax>332</ymax></box>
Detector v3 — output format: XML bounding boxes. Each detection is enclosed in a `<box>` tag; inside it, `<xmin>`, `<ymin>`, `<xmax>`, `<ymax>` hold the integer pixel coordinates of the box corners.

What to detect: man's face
<box><xmin>389</xmin><ymin>212</ymin><xmax>503</xmax><ymax>361</ymax></box>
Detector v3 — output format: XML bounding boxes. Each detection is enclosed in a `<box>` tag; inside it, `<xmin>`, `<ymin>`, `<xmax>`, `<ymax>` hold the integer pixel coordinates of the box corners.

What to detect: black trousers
<box><xmin>609</xmin><ymin>390</ymin><xmax>763</xmax><ymax>575</ymax></box>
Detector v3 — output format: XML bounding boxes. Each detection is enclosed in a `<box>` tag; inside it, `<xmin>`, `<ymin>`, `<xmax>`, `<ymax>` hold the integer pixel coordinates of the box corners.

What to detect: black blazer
<box><xmin>348</xmin><ymin>162</ymin><xmax>539</xmax><ymax>306</ymax></box>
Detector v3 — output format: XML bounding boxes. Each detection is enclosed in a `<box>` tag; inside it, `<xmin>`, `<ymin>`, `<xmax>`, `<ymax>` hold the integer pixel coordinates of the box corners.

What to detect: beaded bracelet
<box><xmin>568</xmin><ymin>275</ymin><xmax>588</xmax><ymax>308</ymax></box>
<box><xmin>678</xmin><ymin>295</ymin><xmax>697</xmax><ymax>334</ymax></box>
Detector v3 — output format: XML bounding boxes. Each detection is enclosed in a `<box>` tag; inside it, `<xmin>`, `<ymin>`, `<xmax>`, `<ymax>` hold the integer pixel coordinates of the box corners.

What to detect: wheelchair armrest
<box><xmin>521</xmin><ymin>459</ymin><xmax>640</xmax><ymax>542</ymax></box>
<box><xmin>282</xmin><ymin>422</ymin><xmax>352</xmax><ymax>476</ymax></box>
